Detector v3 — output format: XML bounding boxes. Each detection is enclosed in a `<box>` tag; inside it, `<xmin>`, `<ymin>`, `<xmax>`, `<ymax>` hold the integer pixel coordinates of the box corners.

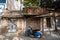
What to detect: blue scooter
<box><xmin>25</xmin><ymin>29</ymin><xmax>42</xmax><ymax>37</ymax></box>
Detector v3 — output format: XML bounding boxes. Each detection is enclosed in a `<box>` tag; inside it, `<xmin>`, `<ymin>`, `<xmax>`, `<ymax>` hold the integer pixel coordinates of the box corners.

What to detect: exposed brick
<box><xmin>26</xmin><ymin>18</ymin><xmax>40</xmax><ymax>30</ymax></box>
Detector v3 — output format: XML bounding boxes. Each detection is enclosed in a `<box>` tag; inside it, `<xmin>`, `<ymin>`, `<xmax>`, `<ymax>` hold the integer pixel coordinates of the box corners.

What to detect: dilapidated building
<box><xmin>0</xmin><ymin>0</ymin><xmax>60</xmax><ymax>35</ymax></box>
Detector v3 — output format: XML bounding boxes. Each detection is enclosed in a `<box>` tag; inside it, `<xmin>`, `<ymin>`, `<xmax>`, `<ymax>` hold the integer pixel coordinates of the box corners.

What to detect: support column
<box><xmin>51</xmin><ymin>17</ymin><xmax>55</xmax><ymax>31</ymax></box>
<box><xmin>42</xmin><ymin>17</ymin><xmax>44</xmax><ymax>34</ymax></box>
<box><xmin>40</xmin><ymin>18</ymin><xmax>43</xmax><ymax>31</ymax></box>
<box><xmin>53</xmin><ymin>12</ymin><xmax>57</xmax><ymax>31</ymax></box>
<box><xmin>43</xmin><ymin>17</ymin><xmax>46</xmax><ymax>29</ymax></box>
<box><xmin>17</xmin><ymin>19</ymin><xmax>22</xmax><ymax>32</ymax></box>
<box><xmin>41</xmin><ymin>17</ymin><xmax>46</xmax><ymax>34</ymax></box>
<box><xmin>22</xmin><ymin>18</ymin><xmax>26</xmax><ymax>33</ymax></box>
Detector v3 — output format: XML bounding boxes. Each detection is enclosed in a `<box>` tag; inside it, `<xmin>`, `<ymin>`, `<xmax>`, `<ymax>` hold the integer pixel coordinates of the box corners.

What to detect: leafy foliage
<box><xmin>24</xmin><ymin>0</ymin><xmax>60</xmax><ymax>9</ymax></box>
<box><xmin>24</xmin><ymin>0</ymin><xmax>39</xmax><ymax>7</ymax></box>
<box><xmin>40</xmin><ymin>0</ymin><xmax>60</xmax><ymax>9</ymax></box>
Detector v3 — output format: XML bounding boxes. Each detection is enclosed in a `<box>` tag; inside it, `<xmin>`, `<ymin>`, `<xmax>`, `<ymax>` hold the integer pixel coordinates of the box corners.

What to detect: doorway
<box><xmin>46</xmin><ymin>17</ymin><xmax>51</xmax><ymax>28</ymax></box>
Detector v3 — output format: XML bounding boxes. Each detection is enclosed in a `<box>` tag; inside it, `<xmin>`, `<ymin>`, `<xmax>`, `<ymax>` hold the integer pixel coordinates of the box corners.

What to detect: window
<box><xmin>46</xmin><ymin>18</ymin><xmax>51</xmax><ymax>28</ymax></box>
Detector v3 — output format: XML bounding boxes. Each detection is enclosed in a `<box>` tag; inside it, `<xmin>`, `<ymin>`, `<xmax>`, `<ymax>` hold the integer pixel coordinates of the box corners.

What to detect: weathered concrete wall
<box><xmin>23</xmin><ymin>7</ymin><xmax>47</xmax><ymax>15</ymax></box>
<box><xmin>0</xmin><ymin>19</ymin><xmax>8</xmax><ymax>34</ymax></box>
<box><xmin>0</xmin><ymin>18</ymin><xmax>23</xmax><ymax>33</ymax></box>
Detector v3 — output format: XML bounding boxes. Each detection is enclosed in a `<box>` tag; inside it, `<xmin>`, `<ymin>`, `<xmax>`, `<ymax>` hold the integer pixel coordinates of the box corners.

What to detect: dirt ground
<box><xmin>0</xmin><ymin>31</ymin><xmax>60</xmax><ymax>40</ymax></box>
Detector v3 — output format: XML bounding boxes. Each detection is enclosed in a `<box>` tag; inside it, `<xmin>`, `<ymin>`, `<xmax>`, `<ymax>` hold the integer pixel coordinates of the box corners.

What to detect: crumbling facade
<box><xmin>0</xmin><ymin>0</ymin><xmax>60</xmax><ymax>35</ymax></box>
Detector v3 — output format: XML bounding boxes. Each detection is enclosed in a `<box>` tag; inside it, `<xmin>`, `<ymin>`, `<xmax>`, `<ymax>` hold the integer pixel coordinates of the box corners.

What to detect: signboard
<box><xmin>0</xmin><ymin>0</ymin><xmax>6</xmax><ymax>3</ymax></box>
<box><xmin>0</xmin><ymin>0</ymin><xmax>6</xmax><ymax>13</ymax></box>
<box><xmin>0</xmin><ymin>4</ymin><xmax>5</xmax><ymax>13</ymax></box>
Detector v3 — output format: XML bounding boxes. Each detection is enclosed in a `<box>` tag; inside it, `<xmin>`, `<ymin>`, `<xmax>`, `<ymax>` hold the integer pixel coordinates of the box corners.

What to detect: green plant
<box><xmin>24</xmin><ymin>0</ymin><xmax>39</xmax><ymax>7</ymax></box>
